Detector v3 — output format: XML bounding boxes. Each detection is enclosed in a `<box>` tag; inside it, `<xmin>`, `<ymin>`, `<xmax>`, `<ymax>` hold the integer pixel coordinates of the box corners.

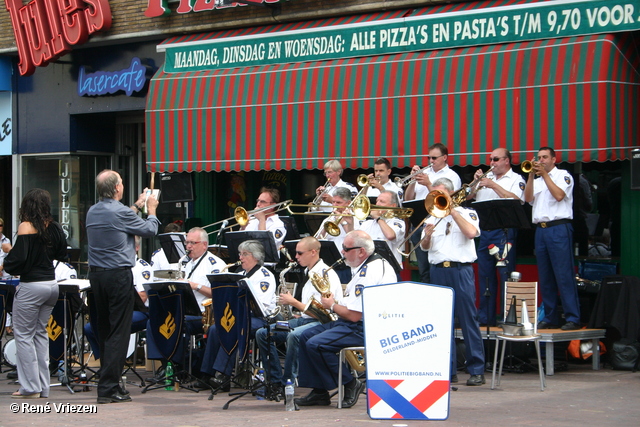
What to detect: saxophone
<box><xmin>277</xmin><ymin>246</ymin><xmax>298</xmax><ymax>320</ymax></box>
<box><xmin>304</xmin><ymin>258</ymin><xmax>344</xmax><ymax>323</ymax></box>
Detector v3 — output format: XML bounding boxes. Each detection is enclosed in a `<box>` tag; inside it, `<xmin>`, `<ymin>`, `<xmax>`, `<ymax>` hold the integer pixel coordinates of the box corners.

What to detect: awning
<box><xmin>146</xmin><ymin>27</ymin><xmax>640</xmax><ymax>172</ymax></box>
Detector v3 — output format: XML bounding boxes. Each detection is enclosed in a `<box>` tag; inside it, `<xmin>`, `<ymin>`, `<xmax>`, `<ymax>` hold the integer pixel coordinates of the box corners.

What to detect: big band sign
<box><xmin>4</xmin><ymin>0</ymin><xmax>112</xmax><ymax>76</ymax></box>
<box><xmin>161</xmin><ymin>0</ymin><xmax>640</xmax><ymax>73</ymax></box>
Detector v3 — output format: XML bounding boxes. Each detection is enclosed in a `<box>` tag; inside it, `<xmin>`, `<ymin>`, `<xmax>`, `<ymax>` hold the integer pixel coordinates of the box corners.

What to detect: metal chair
<box><xmin>491</xmin><ymin>281</ymin><xmax>546</xmax><ymax>391</ymax></box>
<box><xmin>337</xmin><ymin>346</ymin><xmax>366</xmax><ymax>408</ymax></box>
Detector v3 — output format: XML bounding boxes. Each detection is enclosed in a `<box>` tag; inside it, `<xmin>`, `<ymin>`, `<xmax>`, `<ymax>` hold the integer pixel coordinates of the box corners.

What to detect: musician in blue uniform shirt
<box><xmin>201</xmin><ymin>240</ymin><xmax>276</xmax><ymax>389</ymax></box>
<box><xmin>295</xmin><ymin>230</ymin><xmax>396</xmax><ymax>409</ymax></box>
<box><xmin>420</xmin><ymin>178</ymin><xmax>485</xmax><ymax>386</ymax></box>
<box><xmin>524</xmin><ymin>147</ymin><xmax>580</xmax><ymax>330</ymax></box>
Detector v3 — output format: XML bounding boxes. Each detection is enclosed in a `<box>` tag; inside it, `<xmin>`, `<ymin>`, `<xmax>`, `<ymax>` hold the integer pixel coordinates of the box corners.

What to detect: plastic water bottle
<box><xmin>285</xmin><ymin>379</ymin><xmax>295</xmax><ymax>411</ymax></box>
<box><xmin>57</xmin><ymin>361</ymin><xmax>65</xmax><ymax>382</ymax></box>
<box><xmin>256</xmin><ymin>369</ymin><xmax>265</xmax><ymax>400</ymax></box>
<box><xmin>165</xmin><ymin>362</ymin><xmax>174</xmax><ymax>391</ymax></box>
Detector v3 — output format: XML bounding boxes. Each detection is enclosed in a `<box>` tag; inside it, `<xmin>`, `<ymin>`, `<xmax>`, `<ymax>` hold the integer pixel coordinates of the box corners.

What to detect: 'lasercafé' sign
<box><xmin>78</xmin><ymin>58</ymin><xmax>147</xmax><ymax>97</ymax></box>
<box><xmin>162</xmin><ymin>0</ymin><xmax>640</xmax><ymax>73</ymax></box>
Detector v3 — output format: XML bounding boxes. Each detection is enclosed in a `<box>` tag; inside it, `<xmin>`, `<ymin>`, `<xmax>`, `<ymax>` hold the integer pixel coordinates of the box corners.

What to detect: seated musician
<box><xmin>85</xmin><ymin>236</ymin><xmax>151</xmax><ymax>359</ymax></box>
<box><xmin>145</xmin><ymin>228</ymin><xmax>224</xmax><ymax>371</ymax></box>
<box><xmin>255</xmin><ymin>236</ymin><xmax>343</xmax><ymax>389</ymax></box>
<box><xmin>295</xmin><ymin>230</ymin><xmax>397</xmax><ymax>409</ymax></box>
<box><xmin>200</xmin><ymin>240</ymin><xmax>277</xmax><ymax>389</ymax></box>
<box><xmin>240</xmin><ymin>187</ymin><xmax>287</xmax><ymax>248</ymax></box>
<box><xmin>314</xmin><ymin>160</ymin><xmax>358</xmax><ymax>212</ymax></box>
<box><xmin>354</xmin><ymin>190</ymin><xmax>405</xmax><ymax>271</ymax></box>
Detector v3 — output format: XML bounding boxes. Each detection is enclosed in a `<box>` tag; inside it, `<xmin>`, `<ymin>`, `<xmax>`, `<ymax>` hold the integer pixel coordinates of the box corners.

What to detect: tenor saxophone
<box><xmin>277</xmin><ymin>246</ymin><xmax>297</xmax><ymax>320</ymax></box>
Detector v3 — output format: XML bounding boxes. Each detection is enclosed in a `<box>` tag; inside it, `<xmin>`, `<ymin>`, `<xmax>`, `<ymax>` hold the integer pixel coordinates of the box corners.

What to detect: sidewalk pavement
<box><xmin>1</xmin><ymin>361</ymin><xmax>639</xmax><ymax>427</ymax></box>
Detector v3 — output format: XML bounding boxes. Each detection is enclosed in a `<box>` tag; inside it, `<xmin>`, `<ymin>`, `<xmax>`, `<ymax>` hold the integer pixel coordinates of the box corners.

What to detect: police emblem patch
<box><xmin>275</xmin><ymin>229</ymin><xmax>283</xmax><ymax>239</ymax></box>
<box><xmin>143</xmin><ymin>271</ymin><xmax>151</xmax><ymax>280</ymax></box>
<box><xmin>260</xmin><ymin>281</ymin><xmax>270</xmax><ymax>292</ymax></box>
<box><xmin>519</xmin><ymin>182</ymin><xmax>525</xmax><ymax>191</ymax></box>
<box><xmin>470</xmin><ymin>212</ymin><xmax>478</xmax><ymax>221</ymax></box>
<box><xmin>355</xmin><ymin>284</ymin><xmax>364</xmax><ymax>296</ymax></box>
<box><xmin>564</xmin><ymin>176</ymin><xmax>571</xmax><ymax>184</ymax></box>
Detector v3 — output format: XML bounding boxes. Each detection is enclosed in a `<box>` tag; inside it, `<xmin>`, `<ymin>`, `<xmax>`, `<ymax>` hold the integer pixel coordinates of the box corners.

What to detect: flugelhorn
<box><xmin>394</xmin><ymin>165</ymin><xmax>432</xmax><ymax>187</ymax></box>
<box><xmin>308</xmin><ymin>180</ymin><xmax>331</xmax><ymax>211</ymax></box>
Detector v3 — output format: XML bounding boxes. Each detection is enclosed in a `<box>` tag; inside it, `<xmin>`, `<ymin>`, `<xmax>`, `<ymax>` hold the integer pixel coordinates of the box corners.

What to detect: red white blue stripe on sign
<box><xmin>368</xmin><ymin>379</ymin><xmax>450</xmax><ymax>419</ymax></box>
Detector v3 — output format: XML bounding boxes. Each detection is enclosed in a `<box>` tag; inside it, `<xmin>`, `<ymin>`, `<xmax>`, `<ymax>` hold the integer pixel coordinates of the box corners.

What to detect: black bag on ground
<box><xmin>609</xmin><ymin>339</ymin><xmax>640</xmax><ymax>371</ymax></box>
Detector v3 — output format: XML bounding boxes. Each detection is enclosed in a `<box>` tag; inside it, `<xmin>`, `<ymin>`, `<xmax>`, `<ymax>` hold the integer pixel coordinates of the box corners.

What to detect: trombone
<box><xmin>203</xmin><ymin>200</ymin><xmax>294</xmax><ymax>234</ymax></box>
<box><xmin>396</xmin><ymin>190</ymin><xmax>452</xmax><ymax>257</ymax></box>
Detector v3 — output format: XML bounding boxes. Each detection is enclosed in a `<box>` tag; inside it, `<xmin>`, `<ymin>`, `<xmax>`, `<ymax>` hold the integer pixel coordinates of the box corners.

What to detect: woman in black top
<box><xmin>4</xmin><ymin>188</ymin><xmax>67</xmax><ymax>399</ymax></box>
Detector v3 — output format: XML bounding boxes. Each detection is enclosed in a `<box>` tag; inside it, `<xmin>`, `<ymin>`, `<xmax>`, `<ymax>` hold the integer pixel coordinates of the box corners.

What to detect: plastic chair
<box><xmin>491</xmin><ymin>281</ymin><xmax>546</xmax><ymax>391</ymax></box>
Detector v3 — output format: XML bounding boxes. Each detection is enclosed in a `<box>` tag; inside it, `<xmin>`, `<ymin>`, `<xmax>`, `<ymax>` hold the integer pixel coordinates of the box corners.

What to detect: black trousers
<box><xmin>89</xmin><ymin>268</ymin><xmax>134</xmax><ymax>397</ymax></box>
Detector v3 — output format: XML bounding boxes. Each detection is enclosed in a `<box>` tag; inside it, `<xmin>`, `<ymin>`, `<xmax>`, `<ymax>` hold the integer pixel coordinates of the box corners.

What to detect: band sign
<box><xmin>162</xmin><ymin>0</ymin><xmax>640</xmax><ymax>73</ymax></box>
<box><xmin>4</xmin><ymin>0</ymin><xmax>112</xmax><ymax>76</ymax></box>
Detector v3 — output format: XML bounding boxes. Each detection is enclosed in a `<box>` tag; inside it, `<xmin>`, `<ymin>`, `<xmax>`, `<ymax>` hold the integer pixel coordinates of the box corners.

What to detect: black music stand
<box><xmin>303</xmin><ymin>213</ymin><xmax>325</xmax><ymax>237</ymax></box>
<box><xmin>158</xmin><ymin>232</ymin><xmax>187</xmax><ymax>264</ymax></box>
<box><xmin>373</xmin><ymin>240</ymin><xmax>402</xmax><ymax>276</ymax></box>
<box><xmin>472</xmin><ymin>199</ymin><xmax>530</xmax><ymax>369</ymax></box>
<box><xmin>403</xmin><ymin>199</ymin><xmax>428</xmax><ymax>229</ymax></box>
<box><xmin>142</xmin><ymin>281</ymin><xmax>202</xmax><ymax>393</ymax></box>
<box><xmin>220</xmin><ymin>276</ymin><xmax>281</xmax><ymax>409</ymax></box>
<box><xmin>224</xmin><ymin>231</ymin><xmax>280</xmax><ymax>264</ymax></box>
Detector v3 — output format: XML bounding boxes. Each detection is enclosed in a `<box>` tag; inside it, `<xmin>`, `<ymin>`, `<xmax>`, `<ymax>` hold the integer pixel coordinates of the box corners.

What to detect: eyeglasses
<box><xmin>185</xmin><ymin>241</ymin><xmax>204</xmax><ymax>246</ymax></box>
<box><xmin>446</xmin><ymin>222</ymin><xmax>452</xmax><ymax>236</ymax></box>
<box><xmin>430</xmin><ymin>155</ymin><xmax>444</xmax><ymax>161</ymax></box>
<box><xmin>239</xmin><ymin>252</ymin><xmax>253</xmax><ymax>258</ymax></box>
<box><xmin>489</xmin><ymin>157</ymin><xmax>506</xmax><ymax>162</ymax></box>
<box><xmin>342</xmin><ymin>246</ymin><xmax>362</xmax><ymax>252</ymax></box>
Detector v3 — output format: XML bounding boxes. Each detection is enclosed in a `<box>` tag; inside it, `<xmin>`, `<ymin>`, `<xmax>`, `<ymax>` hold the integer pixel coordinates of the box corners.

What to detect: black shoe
<box><xmin>118</xmin><ymin>386</ymin><xmax>130</xmax><ymax>396</ymax></box>
<box><xmin>450</xmin><ymin>375</ymin><xmax>458</xmax><ymax>383</ymax></box>
<box><xmin>537</xmin><ymin>321</ymin><xmax>556</xmax><ymax>329</ymax></box>
<box><xmin>342</xmin><ymin>379</ymin><xmax>365</xmax><ymax>408</ymax></box>
<box><xmin>209</xmin><ymin>372</ymin><xmax>231</xmax><ymax>392</ymax></box>
<box><xmin>97</xmin><ymin>392</ymin><xmax>132</xmax><ymax>404</ymax></box>
<box><xmin>193</xmin><ymin>380</ymin><xmax>213</xmax><ymax>391</ymax></box>
<box><xmin>466</xmin><ymin>374</ymin><xmax>485</xmax><ymax>386</ymax></box>
<box><xmin>146</xmin><ymin>366</ymin><xmax>166</xmax><ymax>384</ymax></box>
<box><xmin>295</xmin><ymin>389</ymin><xmax>331</xmax><ymax>407</ymax></box>
<box><xmin>561</xmin><ymin>321</ymin><xmax>581</xmax><ymax>331</ymax></box>
<box><xmin>6</xmin><ymin>371</ymin><xmax>17</xmax><ymax>380</ymax></box>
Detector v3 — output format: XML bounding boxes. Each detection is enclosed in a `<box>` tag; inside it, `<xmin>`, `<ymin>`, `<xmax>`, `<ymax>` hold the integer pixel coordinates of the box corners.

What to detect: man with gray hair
<box><xmin>86</xmin><ymin>169</ymin><xmax>160</xmax><ymax>404</ymax></box>
<box><xmin>295</xmin><ymin>230</ymin><xmax>397</xmax><ymax>409</ymax></box>
<box><xmin>420</xmin><ymin>177</ymin><xmax>485</xmax><ymax>387</ymax></box>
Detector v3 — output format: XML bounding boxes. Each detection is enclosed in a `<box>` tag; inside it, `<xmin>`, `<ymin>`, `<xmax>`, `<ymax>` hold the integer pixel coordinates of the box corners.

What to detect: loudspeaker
<box><xmin>158</xmin><ymin>173</ymin><xmax>194</xmax><ymax>203</ymax></box>
<box><xmin>631</xmin><ymin>149</ymin><xmax>640</xmax><ymax>190</ymax></box>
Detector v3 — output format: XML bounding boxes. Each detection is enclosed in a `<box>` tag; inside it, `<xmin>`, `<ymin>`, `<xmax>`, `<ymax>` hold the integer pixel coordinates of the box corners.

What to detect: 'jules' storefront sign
<box><xmin>4</xmin><ymin>0</ymin><xmax>112</xmax><ymax>76</ymax></box>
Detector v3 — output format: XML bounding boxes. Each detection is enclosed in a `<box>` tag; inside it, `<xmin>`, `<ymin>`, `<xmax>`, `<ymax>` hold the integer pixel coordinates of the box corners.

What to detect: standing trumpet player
<box><xmin>255</xmin><ymin>237</ymin><xmax>343</xmax><ymax>388</ymax></box>
<box><xmin>524</xmin><ymin>147</ymin><xmax>580</xmax><ymax>331</ymax></box>
<box><xmin>468</xmin><ymin>148</ymin><xmax>525</xmax><ymax>326</ymax></box>
<box><xmin>313</xmin><ymin>160</ymin><xmax>358</xmax><ymax>212</ymax></box>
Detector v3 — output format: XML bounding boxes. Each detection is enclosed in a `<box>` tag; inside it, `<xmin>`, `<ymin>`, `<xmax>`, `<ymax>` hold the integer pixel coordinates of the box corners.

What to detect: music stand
<box><xmin>158</xmin><ymin>233</ymin><xmax>187</xmax><ymax>264</ymax></box>
<box><xmin>142</xmin><ymin>281</ymin><xmax>202</xmax><ymax>393</ymax></box>
<box><xmin>303</xmin><ymin>213</ymin><xmax>325</xmax><ymax>237</ymax></box>
<box><xmin>373</xmin><ymin>240</ymin><xmax>402</xmax><ymax>276</ymax></box>
<box><xmin>402</xmin><ymin>199</ymin><xmax>428</xmax><ymax>229</ymax></box>
<box><xmin>472</xmin><ymin>199</ymin><xmax>530</xmax><ymax>368</ymax></box>
<box><xmin>224</xmin><ymin>231</ymin><xmax>279</xmax><ymax>263</ymax></box>
<box><xmin>284</xmin><ymin>239</ymin><xmax>342</xmax><ymax>266</ymax></box>
<box><xmin>219</xmin><ymin>276</ymin><xmax>280</xmax><ymax>409</ymax></box>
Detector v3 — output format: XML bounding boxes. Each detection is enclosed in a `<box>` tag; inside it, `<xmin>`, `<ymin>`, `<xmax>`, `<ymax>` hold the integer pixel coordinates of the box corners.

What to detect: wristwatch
<box><xmin>196</xmin><ymin>283</ymin><xmax>203</xmax><ymax>292</ymax></box>
<box><xmin>330</xmin><ymin>302</ymin><xmax>336</xmax><ymax>313</ymax></box>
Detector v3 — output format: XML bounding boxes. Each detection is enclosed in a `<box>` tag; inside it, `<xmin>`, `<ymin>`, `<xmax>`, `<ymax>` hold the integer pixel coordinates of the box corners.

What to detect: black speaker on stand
<box><xmin>158</xmin><ymin>172</ymin><xmax>194</xmax><ymax>226</ymax></box>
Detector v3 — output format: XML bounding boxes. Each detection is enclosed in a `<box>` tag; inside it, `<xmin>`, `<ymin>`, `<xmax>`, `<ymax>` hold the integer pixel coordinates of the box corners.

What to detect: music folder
<box><xmin>402</xmin><ymin>199</ymin><xmax>427</xmax><ymax>228</ymax></box>
<box><xmin>158</xmin><ymin>232</ymin><xmax>187</xmax><ymax>264</ymax></box>
<box><xmin>373</xmin><ymin>240</ymin><xmax>402</xmax><ymax>276</ymax></box>
<box><xmin>284</xmin><ymin>239</ymin><xmax>343</xmax><ymax>267</ymax></box>
<box><xmin>471</xmin><ymin>199</ymin><xmax>530</xmax><ymax>230</ymax></box>
<box><xmin>144</xmin><ymin>281</ymin><xmax>202</xmax><ymax>316</ymax></box>
<box><xmin>224</xmin><ymin>230</ymin><xmax>279</xmax><ymax>264</ymax></box>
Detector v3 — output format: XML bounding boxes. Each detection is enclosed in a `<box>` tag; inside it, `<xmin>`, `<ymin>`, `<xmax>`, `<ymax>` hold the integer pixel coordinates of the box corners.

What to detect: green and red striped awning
<box><xmin>146</xmin><ymin>30</ymin><xmax>640</xmax><ymax>172</ymax></box>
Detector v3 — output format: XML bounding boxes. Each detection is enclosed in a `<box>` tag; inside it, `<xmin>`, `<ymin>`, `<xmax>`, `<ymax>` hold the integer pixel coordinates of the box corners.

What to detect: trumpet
<box><xmin>449</xmin><ymin>166</ymin><xmax>494</xmax><ymax>205</ymax></box>
<box><xmin>394</xmin><ymin>165</ymin><xmax>432</xmax><ymax>187</ymax></box>
<box><xmin>309</xmin><ymin>180</ymin><xmax>331</xmax><ymax>211</ymax></box>
<box><xmin>521</xmin><ymin>160</ymin><xmax>538</xmax><ymax>173</ymax></box>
